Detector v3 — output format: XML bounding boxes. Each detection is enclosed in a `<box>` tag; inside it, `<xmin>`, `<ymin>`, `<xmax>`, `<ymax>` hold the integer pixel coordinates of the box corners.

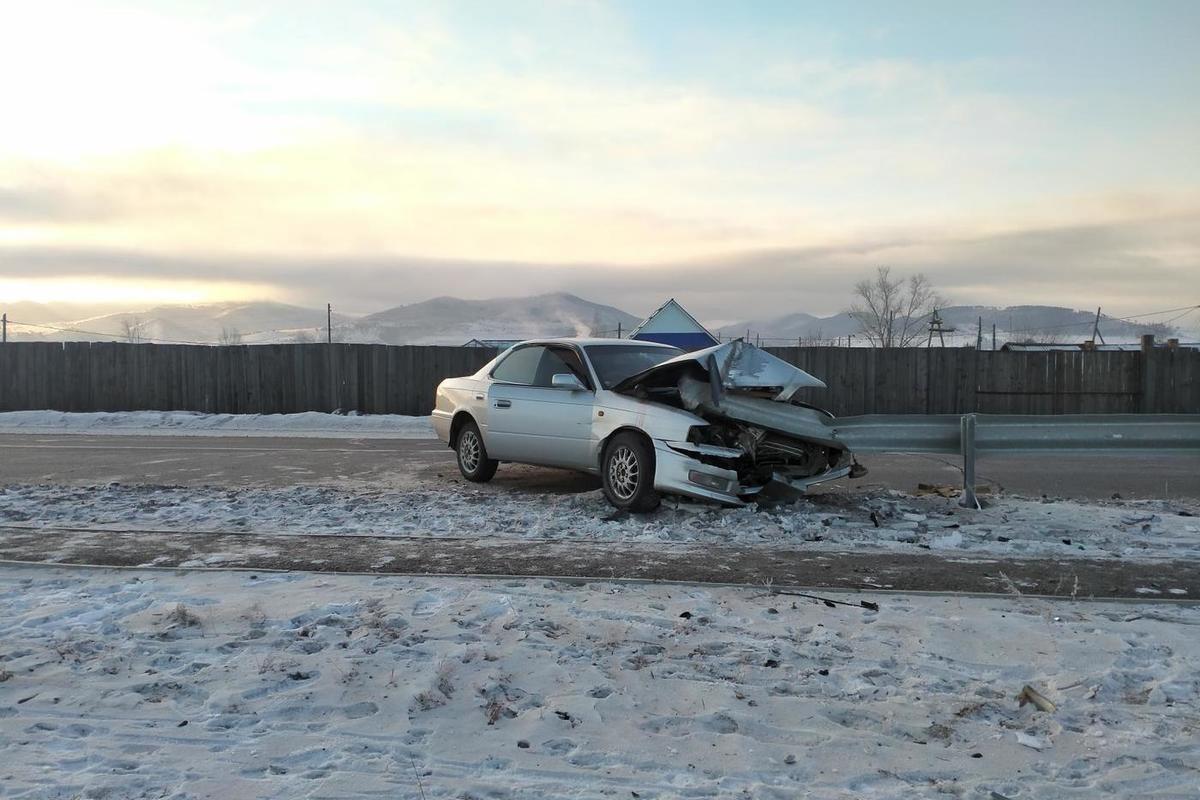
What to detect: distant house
<box><xmin>462</xmin><ymin>338</ymin><xmax>522</xmax><ymax>349</ymax></box>
<box><xmin>1001</xmin><ymin>340</ymin><xmax>1199</xmax><ymax>352</ymax></box>
<box><xmin>629</xmin><ymin>299</ymin><xmax>718</xmax><ymax>351</ymax></box>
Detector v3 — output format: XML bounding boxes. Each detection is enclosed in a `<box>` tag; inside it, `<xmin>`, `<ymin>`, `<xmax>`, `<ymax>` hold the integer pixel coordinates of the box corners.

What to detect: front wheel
<box><xmin>602</xmin><ymin>432</ymin><xmax>659</xmax><ymax>513</ymax></box>
<box><xmin>456</xmin><ymin>420</ymin><xmax>498</xmax><ymax>482</ymax></box>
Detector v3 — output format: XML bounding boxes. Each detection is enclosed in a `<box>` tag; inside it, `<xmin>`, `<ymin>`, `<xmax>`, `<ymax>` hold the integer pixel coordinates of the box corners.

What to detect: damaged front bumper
<box><xmin>653</xmin><ymin>439</ymin><xmax>853</xmax><ymax>507</ymax></box>
<box><xmin>612</xmin><ymin>340</ymin><xmax>873</xmax><ymax>506</ymax></box>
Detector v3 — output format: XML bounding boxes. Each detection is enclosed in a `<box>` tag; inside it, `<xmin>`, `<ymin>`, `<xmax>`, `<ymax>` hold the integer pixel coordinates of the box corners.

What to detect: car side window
<box><xmin>491</xmin><ymin>345</ymin><xmax>547</xmax><ymax>385</ymax></box>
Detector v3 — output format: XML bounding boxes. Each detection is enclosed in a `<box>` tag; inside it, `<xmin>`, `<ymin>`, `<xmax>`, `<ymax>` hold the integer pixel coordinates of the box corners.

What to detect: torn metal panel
<box><xmin>616</xmin><ymin>339</ymin><xmax>826</xmax><ymax>401</ymax></box>
<box><xmin>663</xmin><ymin>440</ymin><xmax>744</xmax><ymax>459</ymax></box>
<box><xmin>677</xmin><ymin>375</ymin><xmax>844</xmax><ymax>450</ymax></box>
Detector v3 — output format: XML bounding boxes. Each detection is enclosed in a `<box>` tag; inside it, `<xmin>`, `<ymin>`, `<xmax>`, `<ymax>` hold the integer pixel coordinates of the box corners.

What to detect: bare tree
<box><xmin>121</xmin><ymin>316</ymin><xmax>145</xmax><ymax>344</ymax></box>
<box><xmin>849</xmin><ymin>267</ymin><xmax>944</xmax><ymax>348</ymax></box>
<box><xmin>218</xmin><ymin>326</ymin><xmax>243</xmax><ymax>345</ymax></box>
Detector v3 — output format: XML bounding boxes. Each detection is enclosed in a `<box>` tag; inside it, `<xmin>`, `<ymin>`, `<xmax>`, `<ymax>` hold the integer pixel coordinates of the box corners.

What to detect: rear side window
<box><xmin>491</xmin><ymin>346</ymin><xmax>546</xmax><ymax>385</ymax></box>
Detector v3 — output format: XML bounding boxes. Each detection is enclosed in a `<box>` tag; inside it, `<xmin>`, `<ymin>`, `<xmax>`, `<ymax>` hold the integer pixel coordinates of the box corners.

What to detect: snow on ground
<box><xmin>1</xmin><ymin>566</ymin><xmax>1197</xmax><ymax>799</ymax></box>
<box><xmin>1</xmin><ymin>483</ymin><xmax>1197</xmax><ymax>561</ymax></box>
<box><xmin>0</xmin><ymin>411</ymin><xmax>435</xmax><ymax>439</ymax></box>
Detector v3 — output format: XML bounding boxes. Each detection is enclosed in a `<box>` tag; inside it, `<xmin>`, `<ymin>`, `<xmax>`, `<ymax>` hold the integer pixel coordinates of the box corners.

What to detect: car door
<box><xmin>485</xmin><ymin>345</ymin><xmax>596</xmax><ymax>467</ymax></box>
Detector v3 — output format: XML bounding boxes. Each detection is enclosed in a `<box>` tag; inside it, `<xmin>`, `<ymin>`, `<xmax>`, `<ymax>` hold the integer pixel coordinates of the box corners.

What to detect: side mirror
<box><xmin>551</xmin><ymin>373</ymin><xmax>587</xmax><ymax>392</ymax></box>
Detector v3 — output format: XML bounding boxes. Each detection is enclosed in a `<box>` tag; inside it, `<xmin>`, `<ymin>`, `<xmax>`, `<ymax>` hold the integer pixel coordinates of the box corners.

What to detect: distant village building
<box><xmin>629</xmin><ymin>299</ymin><xmax>718</xmax><ymax>351</ymax></box>
<box><xmin>1001</xmin><ymin>339</ymin><xmax>1199</xmax><ymax>352</ymax></box>
<box><xmin>462</xmin><ymin>338</ymin><xmax>523</xmax><ymax>349</ymax></box>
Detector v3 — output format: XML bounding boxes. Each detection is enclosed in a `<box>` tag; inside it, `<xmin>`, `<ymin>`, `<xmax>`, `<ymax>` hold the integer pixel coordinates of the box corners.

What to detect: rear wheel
<box><xmin>456</xmin><ymin>419</ymin><xmax>498</xmax><ymax>482</ymax></box>
<box><xmin>602</xmin><ymin>432</ymin><xmax>659</xmax><ymax>513</ymax></box>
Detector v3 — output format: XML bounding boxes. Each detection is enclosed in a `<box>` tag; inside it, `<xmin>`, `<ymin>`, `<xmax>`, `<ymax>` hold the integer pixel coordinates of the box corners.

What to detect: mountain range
<box><xmin>4</xmin><ymin>294</ymin><xmax>1190</xmax><ymax>346</ymax></box>
<box><xmin>718</xmin><ymin>305</ymin><xmax>1185</xmax><ymax>346</ymax></box>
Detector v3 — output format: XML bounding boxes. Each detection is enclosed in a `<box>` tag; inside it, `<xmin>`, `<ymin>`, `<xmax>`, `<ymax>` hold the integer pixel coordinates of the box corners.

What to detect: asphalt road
<box><xmin>0</xmin><ymin>433</ymin><xmax>1197</xmax><ymax>501</ymax></box>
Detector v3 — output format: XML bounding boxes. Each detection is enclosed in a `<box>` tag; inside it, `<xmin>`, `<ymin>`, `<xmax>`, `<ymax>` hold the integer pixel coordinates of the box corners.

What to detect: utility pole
<box><xmin>926</xmin><ymin>309</ymin><xmax>952</xmax><ymax>347</ymax></box>
<box><xmin>327</xmin><ymin>303</ymin><xmax>332</xmax><ymax>345</ymax></box>
<box><xmin>976</xmin><ymin>316</ymin><xmax>983</xmax><ymax>350</ymax></box>
<box><xmin>991</xmin><ymin>323</ymin><xmax>996</xmax><ymax>351</ymax></box>
<box><xmin>616</xmin><ymin>322</ymin><xmax>621</xmax><ymax>339</ymax></box>
<box><xmin>1089</xmin><ymin>306</ymin><xmax>1105</xmax><ymax>347</ymax></box>
<box><xmin>2</xmin><ymin>313</ymin><xmax>6</xmax><ymax>344</ymax></box>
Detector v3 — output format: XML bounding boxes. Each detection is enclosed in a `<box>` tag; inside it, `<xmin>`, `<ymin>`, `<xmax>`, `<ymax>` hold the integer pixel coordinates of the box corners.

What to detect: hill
<box><xmin>351</xmin><ymin>292</ymin><xmax>641</xmax><ymax>345</ymax></box>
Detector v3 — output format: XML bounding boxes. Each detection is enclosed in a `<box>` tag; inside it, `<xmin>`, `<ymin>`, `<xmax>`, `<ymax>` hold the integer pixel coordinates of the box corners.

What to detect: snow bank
<box><xmin>2</xmin><ymin>566</ymin><xmax>1196</xmax><ymax>798</ymax></box>
<box><xmin>2</xmin><ymin>483</ymin><xmax>1197</xmax><ymax>561</ymax></box>
<box><xmin>0</xmin><ymin>410</ymin><xmax>435</xmax><ymax>439</ymax></box>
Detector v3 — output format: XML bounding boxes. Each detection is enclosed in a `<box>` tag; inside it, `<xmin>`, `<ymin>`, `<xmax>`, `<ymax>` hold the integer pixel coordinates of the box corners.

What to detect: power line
<box><xmin>999</xmin><ymin>304</ymin><xmax>1199</xmax><ymax>335</ymax></box>
<box><xmin>1111</xmin><ymin>304</ymin><xmax>1200</xmax><ymax>320</ymax></box>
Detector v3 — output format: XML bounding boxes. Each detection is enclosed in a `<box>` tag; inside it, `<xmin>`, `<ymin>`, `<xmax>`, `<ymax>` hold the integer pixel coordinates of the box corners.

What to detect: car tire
<box><xmin>602</xmin><ymin>432</ymin><xmax>660</xmax><ymax>513</ymax></box>
<box><xmin>456</xmin><ymin>419</ymin><xmax>498</xmax><ymax>482</ymax></box>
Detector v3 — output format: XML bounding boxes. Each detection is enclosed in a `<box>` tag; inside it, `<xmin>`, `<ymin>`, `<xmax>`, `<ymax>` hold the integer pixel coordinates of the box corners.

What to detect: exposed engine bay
<box><xmin>614</xmin><ymin>340</ymin><xmax>866</xmax><ymax>499</ymax></box>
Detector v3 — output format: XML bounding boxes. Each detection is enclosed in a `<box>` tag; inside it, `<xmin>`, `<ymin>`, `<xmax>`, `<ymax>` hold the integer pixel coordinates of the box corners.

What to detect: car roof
<box><xmin>515</xmin><ymin>337</ymin><xmax>681</xmax><ymax>349</ymax></box>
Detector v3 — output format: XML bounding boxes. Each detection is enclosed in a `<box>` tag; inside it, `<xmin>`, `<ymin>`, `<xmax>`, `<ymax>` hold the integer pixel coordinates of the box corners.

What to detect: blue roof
<box><xmin>632</xmin><ymin>331</ymin><xmax>718</xmax><ymax>350</ymax></box>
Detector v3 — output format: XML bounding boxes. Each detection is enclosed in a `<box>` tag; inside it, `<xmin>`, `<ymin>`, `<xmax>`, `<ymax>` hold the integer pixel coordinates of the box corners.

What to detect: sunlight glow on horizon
<box><xmin>0</xmin><ymin>0</ymin><xmax>1196</xmax><ymax>317</ymax></box>
<box><xmin>0</xmin><ymin>277</ymin><xmax>285</xmax><ymax>309</ymax></box>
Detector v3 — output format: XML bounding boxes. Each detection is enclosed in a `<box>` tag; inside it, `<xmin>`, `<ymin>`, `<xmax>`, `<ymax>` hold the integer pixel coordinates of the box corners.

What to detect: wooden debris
<box><xmin>775</xmin><ymin>590</ymin><xmax>879</xmax><ymax>612</ymax></box>
<box><xmin>916</xmin><ymin>483</ymin><xmax>993</xmax><ymax>498</ymax></box>
<box><xmin>1017</xmin><ymin>684</ymin><xmax>1057</xmax><ymax>713</ymax></box>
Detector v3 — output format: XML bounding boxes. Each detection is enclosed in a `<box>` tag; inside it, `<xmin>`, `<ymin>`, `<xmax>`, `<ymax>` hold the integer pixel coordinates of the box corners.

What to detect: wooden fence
<box><xmin>767</xmin><ymin>346</ymin><xmax>1198</xmax><ymax>415</ymax></box>
<box><xmin>0</xmin><ymin>342</ymin><xmax>1196</xmax><ymax>416</ymax></box>
<box><xmin>0</xmin><ymin>343</ymin><xmax>499</xmax><ymax>416</ymax></box>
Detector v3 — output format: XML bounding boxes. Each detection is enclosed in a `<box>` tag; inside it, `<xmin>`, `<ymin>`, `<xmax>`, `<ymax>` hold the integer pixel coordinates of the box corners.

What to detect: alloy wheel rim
<box><xmin>608</xmin><ymin>446</ymin><xmax>640</xmax><ymax>500</ymax></box>
<box><xmin>459</xmin><ymin>431</ymin><xmax>481</xmax><ymax>472</ymax></box>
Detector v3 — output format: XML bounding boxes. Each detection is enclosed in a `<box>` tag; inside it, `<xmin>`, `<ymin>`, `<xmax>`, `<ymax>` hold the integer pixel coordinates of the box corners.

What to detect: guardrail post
<box><xmin>959</xmin><ymin>413</ymin><xmax>981</xmax><ymax>509</ymax></box>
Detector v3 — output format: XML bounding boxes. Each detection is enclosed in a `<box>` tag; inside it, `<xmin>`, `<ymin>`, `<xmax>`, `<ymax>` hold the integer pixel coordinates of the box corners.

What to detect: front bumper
<box><xmin>652</xmin><ymin>440</ymin><xmax>852</xmax><ymax>506</ymax></box>
<box><xmin>652</xmin><ymin>440</ymin><xmax>744</xmax><ymax>505</ymax></box>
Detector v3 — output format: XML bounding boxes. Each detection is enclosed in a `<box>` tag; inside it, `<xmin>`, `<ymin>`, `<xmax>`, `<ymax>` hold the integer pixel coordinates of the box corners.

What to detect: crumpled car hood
<box><xmin>614</xmin><ymin>339</ymin><xmax>826</xmax><ymax>402</ymax></box>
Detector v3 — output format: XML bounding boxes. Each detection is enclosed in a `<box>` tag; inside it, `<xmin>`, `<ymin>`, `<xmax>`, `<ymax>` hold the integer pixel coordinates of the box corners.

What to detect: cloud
<box><xmin>0</xmin><ymin>186</ymin><xmax>113</xmax><ymax>222</ymax></box>
<box><xmin>1</xmin><ymin>1</ymin><xmax>1196</xmax><ymax>322</ymax></box>
<box><xmin>2</xmin><ymin>208</ymin><xmax>1194</xmax><ymax>319</ymax></box>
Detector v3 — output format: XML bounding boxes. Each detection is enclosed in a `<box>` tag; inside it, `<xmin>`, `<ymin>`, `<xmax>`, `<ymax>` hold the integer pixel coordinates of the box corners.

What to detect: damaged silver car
<box><xmin>432</xmin><ymin>338</ymin><xmax>864</xmax><ymax>511</ymax></box>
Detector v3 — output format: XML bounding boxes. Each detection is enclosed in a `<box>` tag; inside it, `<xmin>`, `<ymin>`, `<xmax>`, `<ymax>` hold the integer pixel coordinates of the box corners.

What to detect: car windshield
<box><xmin>585</xmin><ymin>344</ymin><xmax>684</xmax><ymax>389</ymax></box>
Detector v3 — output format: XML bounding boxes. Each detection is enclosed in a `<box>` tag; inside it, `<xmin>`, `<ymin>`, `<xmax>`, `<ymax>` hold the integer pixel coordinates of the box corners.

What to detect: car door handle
<box><xmin>494</xmin><ymin>399</ymin><xmax>512</xmax><ymax>408</ymax></box>
<box><xmin>475</xmin><ymin>394</ymin><xmax>484</xmax><ymax>401</ymax></box>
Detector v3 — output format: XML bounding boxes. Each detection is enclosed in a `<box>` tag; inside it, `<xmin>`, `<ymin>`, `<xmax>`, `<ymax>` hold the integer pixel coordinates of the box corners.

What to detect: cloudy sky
<box><xmin>1</xmin><ymin>0</ymin><xmax>1197</xmax><ymax>320</ymax></box>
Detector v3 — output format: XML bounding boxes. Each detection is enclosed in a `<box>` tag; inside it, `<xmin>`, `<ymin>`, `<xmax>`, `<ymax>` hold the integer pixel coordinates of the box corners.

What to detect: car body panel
<box><xmin>485</xmin><ymin>382</ymin><xmax>594</xmax><ymax>466</ymax></box>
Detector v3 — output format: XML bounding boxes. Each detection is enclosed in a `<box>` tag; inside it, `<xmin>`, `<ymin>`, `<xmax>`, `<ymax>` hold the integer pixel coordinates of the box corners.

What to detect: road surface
<box><xmin>0</xmin><ymin>433</ymin><xmax>1196</xmax><ymax>500</ymax></box>
<box><xmin>2</xmin><ymin>526</ymin><xmax>1196</xmax><ymax>601</ymax></box>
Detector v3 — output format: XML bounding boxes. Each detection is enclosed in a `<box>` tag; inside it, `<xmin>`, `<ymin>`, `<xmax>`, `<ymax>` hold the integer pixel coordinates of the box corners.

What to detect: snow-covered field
<box><xmin>1</xmin><ymin>566</ymin><xmax>1197</xmax><ymax>799</ymax></box>
<box><xmin>0</xmin><ymin>411</ymin><xmax>435</xmax><ymax>439</ymax></box>
<box><xmin>2</xmin><ymin>483</ymin><xmax>1197</xmax><ymax>561</ymax></box>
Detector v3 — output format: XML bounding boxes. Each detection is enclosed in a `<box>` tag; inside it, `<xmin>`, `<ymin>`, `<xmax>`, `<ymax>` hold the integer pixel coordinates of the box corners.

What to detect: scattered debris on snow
<box><xmin>1</xmin><ymin>483</ymin><xmax>1196</xmax><ymax>560</ymax></box>
<box><xmin>1016</xmin><ymin>684</ymin><xmax>1057</xmax><ymax>713</ymax></box>
<box><xmin>2</xmin><ymin>566</ymin><xmax>1198</xmax><ymax>798</ymax></box>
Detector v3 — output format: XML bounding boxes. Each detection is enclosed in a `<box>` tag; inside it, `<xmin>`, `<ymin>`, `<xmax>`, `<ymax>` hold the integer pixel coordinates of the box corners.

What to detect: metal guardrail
<box><xmin>831</xmin><ymin>413</ymin><xmax>1200</xmax><ymax>509</ymax></box>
